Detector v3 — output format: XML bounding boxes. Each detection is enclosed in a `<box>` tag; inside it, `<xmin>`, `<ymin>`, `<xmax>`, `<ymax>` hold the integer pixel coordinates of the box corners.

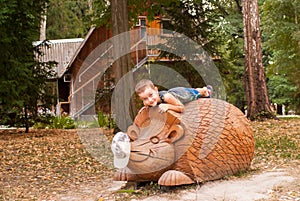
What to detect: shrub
<box><xmin>33</xmin><ymin>115</ymin><xmax>75</xmax><ymax>129</ymax></box>
<box><xmin>98</xmin><ymin>111</ymin><xmax>116</xmax><ymax>129</ymax></box>
<box><xmin>52</xmin><ymin>116</ymin><xmax>75</xmax><ymax>129</ymax></box>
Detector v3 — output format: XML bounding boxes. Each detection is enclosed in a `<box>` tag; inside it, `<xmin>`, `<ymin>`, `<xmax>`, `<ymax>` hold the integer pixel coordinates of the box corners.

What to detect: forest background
<box><xmin>45</xmin><ymin>0</ymin><xmax>300</xmax><ymax>114</ymax></box>
<box><xmin>0</xmin><ymin>1</ymin><xmax>300</xmax><ymax>200</ymax></box>
<box><xmin>0</xmin><ymin>0</ymin><xmax>299</xmax><ymax>128</ymax></box>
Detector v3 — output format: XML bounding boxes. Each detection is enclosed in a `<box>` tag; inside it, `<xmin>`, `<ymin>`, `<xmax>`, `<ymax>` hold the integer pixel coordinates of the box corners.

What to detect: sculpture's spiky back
<box><xmin>175</xmin><ymin>98</ymin><xmax>254</xmax><ymax>183</ymax></box>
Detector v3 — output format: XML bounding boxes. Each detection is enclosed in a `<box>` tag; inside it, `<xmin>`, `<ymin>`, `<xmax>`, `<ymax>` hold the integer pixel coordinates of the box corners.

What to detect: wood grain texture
<box><xmin>114</xmin><ymin>98</ymin><xmax>255</xmax><ymax>186</ymax></box>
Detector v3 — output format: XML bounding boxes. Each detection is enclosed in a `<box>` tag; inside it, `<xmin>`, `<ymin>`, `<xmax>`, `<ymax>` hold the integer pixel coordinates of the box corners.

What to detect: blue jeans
<box><xmin>159</xmin><ymin>87</ymin><xmax>201</xmax><ymax>104</ymax></box>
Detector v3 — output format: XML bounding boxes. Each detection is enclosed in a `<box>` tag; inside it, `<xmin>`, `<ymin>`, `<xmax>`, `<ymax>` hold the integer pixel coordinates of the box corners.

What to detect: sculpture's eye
<box><xmin>150</xmin><ymin>136</ymin><xmax>160</xmax><ymax>144</ymax></box>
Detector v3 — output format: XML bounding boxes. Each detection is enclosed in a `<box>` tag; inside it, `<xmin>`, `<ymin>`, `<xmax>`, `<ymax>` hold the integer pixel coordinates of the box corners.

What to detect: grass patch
<box><xmin>253</xmin><ymin>119</ymin><xmax>300</xmax><ymax>160</ymax></box>
<box><xmin>277</xmin><ymin>115</ymin><xmax>300</xmax><ymax>120</ymax></box>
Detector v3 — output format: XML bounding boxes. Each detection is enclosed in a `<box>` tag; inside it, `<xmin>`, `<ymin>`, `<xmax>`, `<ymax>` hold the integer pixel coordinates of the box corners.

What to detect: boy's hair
<box><xmin>135</xmin><ymin>79</ymin><xmax>155</xmax><ymax>94</ymax></box>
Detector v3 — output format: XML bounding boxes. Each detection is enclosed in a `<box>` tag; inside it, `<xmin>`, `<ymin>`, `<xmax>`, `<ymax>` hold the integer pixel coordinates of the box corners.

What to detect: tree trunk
<box><xmin>88</xmin><ymin>0</ymin><xmax>93</xmax><ymax>22</ymax></box>
<box><xmin>111</xmin><ymin>0</ymin><xmax>137</xmax><ymax>131</ymax></box>
<box><xmin>242</xmin><ymin>0</ymin><xmax>276</xmax><ymax>120</ymax></box>
<box><xmin>24</xmin><ymin>104</ymin><xmax>29</xmax><ymax>133</ymax></box>
<box><xmin>88</xmin><ymin>0</ymin><xmax>92</xmax><ymax>11</ymax></box>
<box><xmin>40</xmin><ymin>7</ymin><xmax>46</xmax><ymax>41</ymax></box>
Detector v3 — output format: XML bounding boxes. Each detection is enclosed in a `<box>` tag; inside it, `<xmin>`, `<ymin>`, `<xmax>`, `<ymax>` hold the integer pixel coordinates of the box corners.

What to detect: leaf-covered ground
<box><xmin>251</xmin><ymin>118</ymin><xmax>300</xmax><ymax>201</ymax></box>
<box><xmin>0</xmin><ymin>129</ymin><xmax>115</xmax><ymax>201</ymax></box>
<box><xmin>0</xmin><ymin>118</ymin><xmax>299</xmax><ymax>201</ymax></box>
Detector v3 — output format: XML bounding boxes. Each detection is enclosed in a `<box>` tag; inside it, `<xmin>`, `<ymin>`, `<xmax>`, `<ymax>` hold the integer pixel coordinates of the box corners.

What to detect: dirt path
<box><xmin>131</xmin><ymin>169</ymin><xmax>298</xmax><ymax>201</ymax></box>
<box><xmin>52</xmin><ymin>161</ymin><xmax>300</xmax><ymax>201</ymax></box>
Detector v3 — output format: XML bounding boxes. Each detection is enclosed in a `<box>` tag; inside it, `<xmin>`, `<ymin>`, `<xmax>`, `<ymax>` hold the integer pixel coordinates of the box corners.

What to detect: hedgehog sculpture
<box><xmin>112</xmin><ymin>98</ymin><xmax>255</xmax><ymax>186</ymax></box>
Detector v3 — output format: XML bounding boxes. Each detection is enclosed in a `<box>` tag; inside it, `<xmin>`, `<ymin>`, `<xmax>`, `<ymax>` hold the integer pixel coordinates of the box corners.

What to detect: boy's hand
<box><xmin>158</xmin><ymin>104</ymin><xmax>168</xmax><ymax>113</ymax></box>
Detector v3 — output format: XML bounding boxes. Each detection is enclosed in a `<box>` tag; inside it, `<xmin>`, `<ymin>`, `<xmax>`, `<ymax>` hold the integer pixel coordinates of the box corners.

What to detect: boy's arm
<box><xmin>159</xmin><ymin>93</ymin><xmax>184</xmax><ymax>113</ymax></box>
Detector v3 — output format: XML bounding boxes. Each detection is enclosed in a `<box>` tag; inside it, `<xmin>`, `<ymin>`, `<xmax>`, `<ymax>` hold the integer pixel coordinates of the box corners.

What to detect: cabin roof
<box><xmin>64</xmin><ymin>27</ymin><xmax>96</xmax><ymax>75</ymax></box>
<box><xmin>33</xmin><ymin>38</ymin><xmax>84</xmax><ymax>78</ymax></box>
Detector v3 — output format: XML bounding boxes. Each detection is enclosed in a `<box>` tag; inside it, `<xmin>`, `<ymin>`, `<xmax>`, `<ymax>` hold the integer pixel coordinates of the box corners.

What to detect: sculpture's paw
<box><xmin>113</xmin><ymin>169</ymin><xmax>128</xmax><ymax>181</ymax></box>
<box><xmin>113</xmin><ymin>169</ymin><xmax>141</xmax><ymax>181</ymax></box>
<box><xmin>158</xmin><ymin>170</ymin><xmax>195</xmax><ymax>186</ymax></box>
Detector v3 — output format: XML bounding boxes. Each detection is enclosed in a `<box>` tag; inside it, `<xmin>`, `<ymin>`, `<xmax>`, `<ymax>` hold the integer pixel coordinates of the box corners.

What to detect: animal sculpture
<box><xmin>112</xmin><ymin>98</ymin><xmax>255</xmax><ymax>186</ymax></box>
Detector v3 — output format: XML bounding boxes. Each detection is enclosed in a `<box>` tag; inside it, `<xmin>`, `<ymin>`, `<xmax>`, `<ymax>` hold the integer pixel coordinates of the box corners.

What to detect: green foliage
<box><xmin>89</xmin><ymin>0</ymin><xmax>112</xmax><ymax>27</ymax></box>
<box><xmin>33</xmin><ymin>115</ymin><xmax>75</xmax><ymax>129</ymax></box>
<box><xmin>155</xmin><ymin>0</ymin><xmax>246</xmax><ymax>109</ymax></box>
<box><xmin>46</xmin><ymin>0</ymin><xmax>90</xmax><ymax>39</ymax></box>
<box><xmin>89</xmin><ymin>0</ymin><xmax>174</xmax><ymax>28</ymax></box>
<box><xmin>97</xmin><ymin>111</ymin><xmax>116</xmax><ymax>129</ymax></box>
<box><xmin>98</xmin><ymin>111</ymin><xmax>107</xmax><ymax>128</ymax></box>
<box><xmin>158</xmin><ymin>0</ymin><xmax>221</xmax><ymax>54</ymax></box>
<box><xmin>33</xmin><ymin>114</ymin><xmax>54</xmax><ymax>129</ymax></box>
<box><xmin>261</xmin><ymin>0</ymin><xmax>300</xmax><ymax>111</ymax></box>
<box><xmin>52</xmin><ymin>116</ymin><xmax>75</xmax><ymax>129</ymax></box>
<box><xmin>0</xmin><ymin>110</ymin><xmax>35</xmax><ymax>128</ymax></box>
<box><xmin>76</xmin><ymin>119</ymin><xmax>100</xmax><ymax>128</ymax></box>
<box><xmin>72</xmin><ymin>0</ymin><xmax>248</xmax><ymax>110</ymax></box>
<box><xmin>208</xmin><ymin>1</ymin><xmax>246</xmax><ymax>110</ymax></box>
<box><xmin>267</xmin><ymin>75</ymin><xmax>297</xmax><ymax>106</ymax></box>
<box><xmin>0</xmin><ymin>0</ymin><xmax>57</xmax><ymax>130</ymax></box>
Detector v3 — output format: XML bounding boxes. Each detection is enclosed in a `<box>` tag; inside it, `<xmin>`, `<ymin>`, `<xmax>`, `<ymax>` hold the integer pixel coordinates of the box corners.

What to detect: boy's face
<box><xmin>138</xmin><ymin>86</ymin><xmax>160</xmax><ymax>107</ymax></box>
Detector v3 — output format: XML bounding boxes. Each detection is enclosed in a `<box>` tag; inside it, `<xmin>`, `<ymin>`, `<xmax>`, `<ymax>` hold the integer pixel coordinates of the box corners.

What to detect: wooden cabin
<box><xmin>33</xmin><ymin>38</ymin><xmax>84</xmax><ymax>115</ymax></box>
<box><xmin>36</xmin><ymin>16</ymin><xmax>175</xmax><ymax>118</ymax></box>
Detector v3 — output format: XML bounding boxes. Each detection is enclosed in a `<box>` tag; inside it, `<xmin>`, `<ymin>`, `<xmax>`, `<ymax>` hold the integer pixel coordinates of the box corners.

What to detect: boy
<box><xmin>135</xmin><ymin>79</ymin><xmax>212</xmax><ymax>113</ymax></box>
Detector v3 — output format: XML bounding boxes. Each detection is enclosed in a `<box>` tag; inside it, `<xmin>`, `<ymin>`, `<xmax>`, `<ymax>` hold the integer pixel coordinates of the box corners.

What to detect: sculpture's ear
<box><xmin>134</xmin><ymin>106</ymin><xmax>150</xmax><ymax>127</ymax></box>
<box><xmin>165</xmin><ymin>124</ymin><xmax>184</xmax><ymax>143</ymax></box>
<box><xmin>166</xmin><ymin>110</ymin><xmax>181</xmax><ymax>125</ymax></box>
<box><xmin>127</xmin><ymin>124</ymin><xmax>140</xmax><ymax>141</ymax></box>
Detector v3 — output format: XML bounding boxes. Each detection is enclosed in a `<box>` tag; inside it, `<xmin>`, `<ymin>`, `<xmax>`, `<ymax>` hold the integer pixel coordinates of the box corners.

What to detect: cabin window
<box><xmin>136</xmin><ymin>17</ymin><xmax>146</xmax><ymax>39</ymax></box>
<box><xmin>161</xmin><ymin>19</ymin><xmax>173</xmax><ymax>35</ymax></box>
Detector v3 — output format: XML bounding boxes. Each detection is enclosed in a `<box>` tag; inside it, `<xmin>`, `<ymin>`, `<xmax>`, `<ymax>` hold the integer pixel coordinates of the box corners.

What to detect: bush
<box><xmin>52</xmin><ymin>116</ymin><xmax>75</xmax><ymax>129</ymax></box>
<box><xmin>33</xmin><ymin>114</ymin><xmax>54</xmax><ymax>129</ymax></box>
<box><xmin>33</xmin><ymin>115</ymin><xmax>75</xmax><ymax>129</ymax></box>
<box><xmin>98</xmin><ymin>111</ymin><xmax>116</xmax><ymax>129</ymax></box>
